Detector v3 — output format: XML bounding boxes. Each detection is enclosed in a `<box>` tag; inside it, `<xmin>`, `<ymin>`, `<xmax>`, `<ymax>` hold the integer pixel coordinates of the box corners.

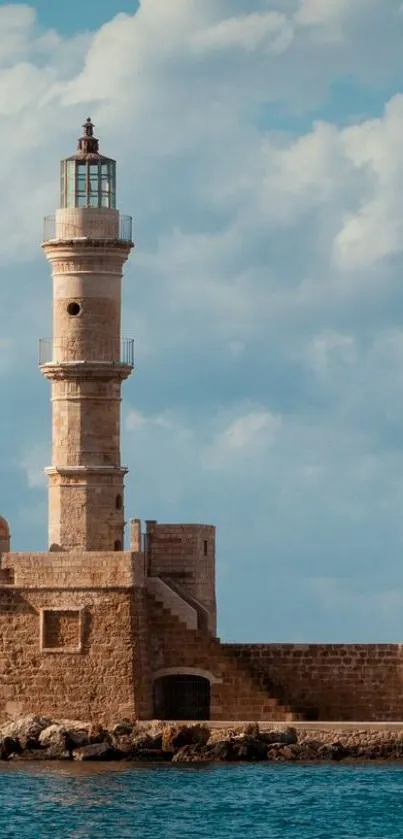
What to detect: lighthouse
<box><xmin>40</xmin><ymin>119</ymin><xmax>134</xmax><ymax>552</ymax></box>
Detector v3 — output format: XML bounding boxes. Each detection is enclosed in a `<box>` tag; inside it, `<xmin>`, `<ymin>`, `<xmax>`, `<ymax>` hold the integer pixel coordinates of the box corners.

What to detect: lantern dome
<box><xmin>60</xmin><ymin>118</ymin><xmax>116</xmax><ymax>209</ymax></box>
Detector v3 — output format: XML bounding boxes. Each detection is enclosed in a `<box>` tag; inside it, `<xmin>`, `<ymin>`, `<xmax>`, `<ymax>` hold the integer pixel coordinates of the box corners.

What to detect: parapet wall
<box><xmin>225</xmin><ymin>644</ymin><xmax>403</xmax><ymax>721</ymax></box>
<box><xmin>2</xmin><ymin>551</ymin><xmax>143</xmax><ymax>588</ymax></box>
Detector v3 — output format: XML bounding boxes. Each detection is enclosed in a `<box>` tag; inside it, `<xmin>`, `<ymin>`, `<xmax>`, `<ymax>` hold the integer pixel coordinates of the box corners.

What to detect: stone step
<box><xmin>147</xmin><ymin>577</ymin><xmax>199</xmax><ymax>631</ymax></box>
<box><xmin>230</xmin><ymin>651</ymin><xmax>307</xmax><ymax>721</ymax></box>
<box><xmin>149</xmin><ymin>593</ymin><xmax>298</xmax><ymax>722</ymax></box>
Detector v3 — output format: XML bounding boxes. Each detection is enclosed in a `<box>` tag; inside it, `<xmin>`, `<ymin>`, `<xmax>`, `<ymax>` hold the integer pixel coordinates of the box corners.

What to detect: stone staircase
<box><xmin>222</xmin><ymin>645</ymin><xmax>314</xmax><ymax>721</ymax></box>
<box><xmin>148</xmin><ymin>590</ymin><xmax>299</xmax><ymax>721</ymax></box>
<box><xmin>147</xmin><ymin>576</ymin><xmax>198</xmax><ymax>630</ymax></box>
<box><xmin>160</xmin><ymin>575</ymin><xmax>210</xmax><ymax>632</ymax></box>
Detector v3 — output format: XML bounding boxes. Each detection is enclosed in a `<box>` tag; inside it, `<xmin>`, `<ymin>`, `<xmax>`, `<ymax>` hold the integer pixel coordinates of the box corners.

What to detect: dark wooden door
<box><xmin>153</xmin><ymin>674</ymin><xmax>210</xmax><ymax>720</ymax></box>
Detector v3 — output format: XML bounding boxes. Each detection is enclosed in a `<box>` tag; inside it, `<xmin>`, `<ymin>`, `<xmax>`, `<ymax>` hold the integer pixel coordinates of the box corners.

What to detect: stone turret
<box><xmin>0</xmin><ymin>516</ymin><xmax>10</xmax><ymax>554</ymax></box>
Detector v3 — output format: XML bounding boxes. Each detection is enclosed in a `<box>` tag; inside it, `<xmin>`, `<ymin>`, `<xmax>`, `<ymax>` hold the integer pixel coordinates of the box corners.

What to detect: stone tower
<box><xmin>40</xmin><ymin>119</ymin><xmax>134</xmax><ymax>552</ymax></box>
<box><xmin>0</xmin><ymin>118</ymin><xmax>305</xmax><ymax>728</ymax></box>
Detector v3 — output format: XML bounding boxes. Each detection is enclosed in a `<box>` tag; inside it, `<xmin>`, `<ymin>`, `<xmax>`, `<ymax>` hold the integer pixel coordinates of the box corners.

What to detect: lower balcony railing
<box><xmin>43</xmin><ymin>214</ymin><xmax>133</xmax><ymax>243</ymax></box>
<box><xmin>39</xmin><ymin>338</ymin><xmax>135</xmax><ymax>366</ymax></box>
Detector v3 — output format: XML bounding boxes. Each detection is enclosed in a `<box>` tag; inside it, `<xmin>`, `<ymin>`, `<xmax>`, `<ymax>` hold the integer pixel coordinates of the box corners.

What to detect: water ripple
<box><xmin>1</xmin><ymin>762</ymin><xmax>403</xmax><ymax>839</ymax></box>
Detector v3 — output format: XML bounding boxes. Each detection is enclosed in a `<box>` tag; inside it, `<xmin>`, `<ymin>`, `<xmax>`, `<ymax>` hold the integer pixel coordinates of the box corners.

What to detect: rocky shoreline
<box><xmin>2</xmin><ymin>717</ymin><xmax>403</xmax><ymax>762</ymax></box>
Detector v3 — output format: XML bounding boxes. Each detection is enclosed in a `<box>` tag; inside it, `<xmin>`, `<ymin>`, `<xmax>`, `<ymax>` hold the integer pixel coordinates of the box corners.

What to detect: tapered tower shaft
<box><xmin>40</xmin><ymin>119</ymin><xmax>134</xmax><ymax>551</ymax></box>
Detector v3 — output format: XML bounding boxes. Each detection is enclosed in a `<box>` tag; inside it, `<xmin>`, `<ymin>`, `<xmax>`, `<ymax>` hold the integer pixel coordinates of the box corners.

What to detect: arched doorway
<box><xmin>153</xmin><ymin>674</ymin><xmax>210</xmax><ymax>720</ymax></box>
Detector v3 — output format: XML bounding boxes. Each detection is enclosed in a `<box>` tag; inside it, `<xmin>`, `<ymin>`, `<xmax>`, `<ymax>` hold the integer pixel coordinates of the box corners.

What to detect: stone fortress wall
<box><xmin>1</xmin><ymin>517</ymin><xmax>403</xmax><ymax>724</ymax></box>
<box><xmin>225</xmin><ymin>643</ymin><xmax>403</xmax><ymax>721</ymax></box>
<box><xmin>0</xmin><ymin>549</ymin><xmax>145</xmax><ymax>725</ymax></box>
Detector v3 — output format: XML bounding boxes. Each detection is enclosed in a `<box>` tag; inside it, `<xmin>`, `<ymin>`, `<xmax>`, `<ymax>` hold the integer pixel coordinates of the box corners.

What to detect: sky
<box><xmin>2</xmin><ymin>1</ymin><xmax>403</xmax><ymax>643</ymax></box>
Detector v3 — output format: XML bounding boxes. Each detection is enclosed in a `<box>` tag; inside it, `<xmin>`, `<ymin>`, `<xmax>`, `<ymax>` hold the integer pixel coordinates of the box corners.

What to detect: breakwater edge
<box><xmin>3</xmin><ymin>716</ymin><xmax>403</xmax><ymax>762</ymax></box>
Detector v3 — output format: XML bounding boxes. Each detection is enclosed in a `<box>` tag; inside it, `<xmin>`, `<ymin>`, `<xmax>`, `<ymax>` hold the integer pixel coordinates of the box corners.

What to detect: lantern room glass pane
<box><xmin>60</xmin><ymin>163</ymin><xmax>65</xmax><ymax>207</ymax></box>
<box><xmin>89</xmin><ymin>165</ymin><xmax>99</xmax><ymax>189</ymax></box>
<box><xmin>76</xmin><ymin>162</ymin><xmax>87</xmax><ymax>207</ymax></box>
<box><xmin>76</xmin><ymin>163</ymin><xmax>86</xmax><ymax>187</ymax></box>
<box><xmin>63</xmin><ymin>160</ymin><xmax>76</xmax><ymax>208</ymax></box>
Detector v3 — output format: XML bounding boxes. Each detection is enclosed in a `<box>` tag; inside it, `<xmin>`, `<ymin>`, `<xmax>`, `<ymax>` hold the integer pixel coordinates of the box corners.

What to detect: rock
<box><xmin>243</xmin><ymin>722</ymin><xmax>260</xmax><ymax>738</ymax></box>
<box><xmin>173</xmin><ymin>739</ymin><xmax>237</xmax><ymax>762</ymax></box>
<box><xmin>267</xmin><ymin>744</ymin><xmax>298</xmax><ymax>761</ymax></box>
<box><xmin>261</xmin><ymin>727</ymin><xmax>297</xmax><ymax>746</ymax></box>
<box><xmin>205</xmin><ymin>740</ymin><xmax>237</xmax><ymax>761</ymax></box>
<box><xmin>39</xmin><ymin>724</ymin><xmax>67</xmax><ymax>752</ymax></box>
<box><xmin>317</xmin><ymin>742</ymin><xmax>350</xmax><ymax>761</ymax></box>
<box><xmin>112</xmin><ymin>721</ymin><xmax>134</xmax><ymax>737</ymax></box>
<box><xmin>9</xmin><ymin>746</ymin><xmax>71</xmax><ymax>761</ymax></box>
<box><xmin>19</xmin><ymin>736</ymin><xmax>42</xmax><ymax>751</ymax></box>
<box><xmin>277</xmin><ymin>740</ymin><xmax>345</xmax><ymax>761</ymax></box>
<box><xmin>111</xmin><ymin>734</ymin><xmax>136</xmax><ymax>759</ymax></box>
<box><xmin>89</xmin><ymin>723</ymin><xmax>110</xmax><ymax>744</ymax></box>
<box><xmin>207</xmin><ymin>727</ymin><xmax>238</xmax><ymax>744</ymax></box>
<box><xmin>73</xmin><ymin>743</ymin><xmax>118</xmax><ymax>762</ymax></box>
<box><xmin>1</xmin><ymin>715</ymin><xmax>52</xmax><ymax>743</ymax></box>
<box><xmin>132</xmin><ymin>732</ymin><xmax>163</xmax><ymax>751</ymax></box>
<box><xmin>131</xmin><ymin>748</ymin><xmax>169</xmax><ymax>762</ymax></box>
<box><xmin>8</xmin><ymin>719</ymin><xmax>403</xmax><ymax>762</ymax></box>
<box><xmin>46</xmin><ymin>745</ymin><xmax>71</xmax><ymax>761</ymax></box>
<box><xmin>172</xmin><ymin>744</ymin><xmax>210</xmax><ymax>763</ymax></box>
<box><xmin>65</xmin><ymin>727</ymin><xmax>90</xmax><ymax>750</ymax></box>
<box><xmin>391</xmin><ymin>742</ymin><xmax>403</xmax><ymax>759</ymax></box>
<box><xmin>162</xmin><ymin>724</ymin><xmax>210</xmax><ymax>753</ymax></box>
<box><xmin>0</xmin><ymin>736</ymin><xmax>21</xmax><ymax>760</ymax></box>
<box><xmin>232</xmin><ymin>736</ymin><xmax>268</xmax><ymax>761</ymax></box>
<box><xmin>293</xmin><ymin>741</ymin><xmax>322</xmax><ymax>761</ymax></box>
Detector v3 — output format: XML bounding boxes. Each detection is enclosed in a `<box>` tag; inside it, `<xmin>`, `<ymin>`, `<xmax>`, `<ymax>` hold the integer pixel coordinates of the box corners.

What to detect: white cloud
<box><xmin>0</xmin><ymin>5</ymin><xmax>36</xmax><ymax>63</ymax></box>
<box><xmin>295</xmin><ymin>0</ymin><xmax>352</xmax><ymax>29</ymax></box>
<box><xmin>192</xmin><ymin>11</ymin><xmax>293</xmax><ymax>55</ymax></box>
<box><xmin>19</xmin><ymin>443</ymin><xmax>48</xmax><ymax>490</ymax></box>
<box><xmin>334</xmin><ymin>95</ymin><xmax>403</xmax><ymax>268</ymax></box>
<box><xmin>305</xmin><ymin>331</ymin><xmax>357</xmax><ymax>378</ymax></box>
<box><xmin>203</xmin><ymin>410</ymin><xmax>281</xmax><ymax>471</ymax></box>
<box><xmin>126</xmin><ymin>409</ymin><xmax>147</xmax><ymax>432</ymax></box>
<box><xmin>126</xmin><ymin>408</ymin><xmax>192</xmax><ymax>438</ymax></box>
<box><xmin>218</xmin><ymin>410</ymin><xmax>280</xmax><ymax>450</ymax></box>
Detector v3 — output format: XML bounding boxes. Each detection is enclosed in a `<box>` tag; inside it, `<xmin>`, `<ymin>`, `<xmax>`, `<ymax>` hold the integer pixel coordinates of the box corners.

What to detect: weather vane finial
<box><xmin>83</xmin><ymin>117</ymin><xmax>94</xmax><ymax>137</ymax></box>
<box><xmin>77</xmin><ymin>117</ymin><xmax>99</xmax><ymax>155</ymax></box>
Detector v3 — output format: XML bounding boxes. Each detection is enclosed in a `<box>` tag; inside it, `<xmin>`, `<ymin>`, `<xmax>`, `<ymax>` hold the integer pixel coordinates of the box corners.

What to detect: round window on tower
<box><xmin>67</xmin><ymin>302</ymin><xmax>81</xmax><ymax>316</ymax></box>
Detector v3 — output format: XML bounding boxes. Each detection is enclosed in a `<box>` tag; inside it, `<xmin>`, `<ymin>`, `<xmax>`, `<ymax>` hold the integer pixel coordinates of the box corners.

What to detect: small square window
<box><xmin>40</xmin><ymin>609</ymin><xmax>83</xmax><ymax>653</ymax></box>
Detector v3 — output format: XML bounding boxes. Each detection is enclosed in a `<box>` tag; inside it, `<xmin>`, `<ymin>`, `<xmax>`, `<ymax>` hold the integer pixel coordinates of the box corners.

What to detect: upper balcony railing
<box><xmin>39</xmin><ymin>337</ymin><xmax>135</xmax><ymax>367</ymax></box>
<box><xmin>43</xmin><ymin>214</ymin><xmax>133</xmax><ymax>243</ymax></box>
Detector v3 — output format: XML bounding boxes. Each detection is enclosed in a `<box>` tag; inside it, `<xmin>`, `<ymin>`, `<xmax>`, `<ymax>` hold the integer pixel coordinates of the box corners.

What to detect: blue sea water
<box><xmin>1</xmin><ymin>762</ymin><xmax>403</xmax><ymax>839</ymax></box>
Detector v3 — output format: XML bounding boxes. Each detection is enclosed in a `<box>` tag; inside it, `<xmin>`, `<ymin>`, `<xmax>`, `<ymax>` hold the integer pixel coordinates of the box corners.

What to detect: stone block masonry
<box><xmin>4</xmin><ymin>544</ymin><xmax>403</xmax><ymax>723</ymax></box>
<box><xmin>0</xmin><ymin>551</ymin><xmax>149</xmax><ymax>726</ymax></box>
<box><xmin>2</xmin><ymin>551</ymin><xmax>136</xmax><ymax>589</ymax></box>
<box><xmin>0</xmin><ymin>587</ymin><xmax>138</xmax><ymax>725</ymax></box>
<box><xmin>226</xmin><ymin>644</ymin><xmax>403</xmax><ymax>721</ymax></box>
